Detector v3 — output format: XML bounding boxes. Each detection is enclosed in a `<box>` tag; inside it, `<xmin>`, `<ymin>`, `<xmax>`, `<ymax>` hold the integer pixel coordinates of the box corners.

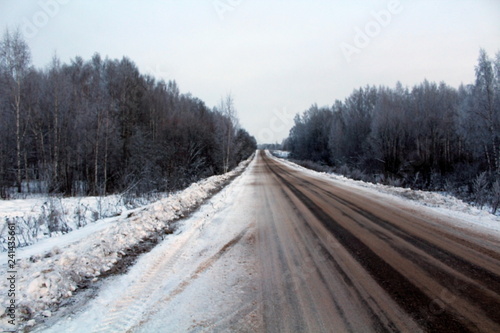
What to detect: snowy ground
<box><xmin>35</xmin><ymin>155</ymin><xmax>261</xmax><ymax>332</ymax></box>
<box><xmin>0</xmin><ymin>193</ymin><xmax>165</xmax><ymax>251</ymax></box>
<box><xmin>0</xmin><ymin>155</ymin><xmax>253</xmax><ymax>331</ymax></box>
<box><xmin>268</xmin><ymin>151</ymin><xmax>500</xmax><ymax>235</ymax></box>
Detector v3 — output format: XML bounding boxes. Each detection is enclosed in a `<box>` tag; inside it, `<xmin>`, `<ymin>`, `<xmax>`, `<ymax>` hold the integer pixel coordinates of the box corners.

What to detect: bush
<box><xmin>472</xmin><ymin>172</ymin><xmax>489</xmax><ymax>209</ymax></box>
<box><xmin>492</xmin><ymin>180</ymin><xmax>500</xmax><ymax>214</ymax></box>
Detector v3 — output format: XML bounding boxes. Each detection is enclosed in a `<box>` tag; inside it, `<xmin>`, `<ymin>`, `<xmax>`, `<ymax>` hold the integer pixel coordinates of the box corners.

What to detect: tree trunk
<box><xmin>484</xmin><ymin>144</ymin><xmax>492</xmax><ymax>172</ymax></box>
<box><xmin>24</xmin><ymin>150</ymin><xmax>29</xmax><ymax>193</ymax></box>
<box><xmin>53</xmin><ymin>92</ymin><xmax>59</xmax><ymax>191</ymax></box>
<box><xmin>103</xmin><ymin>109</ymin><xmax>109</xmax><ymax>194</ymax></box>
<box><xmin>15</xmin><ymin>80</ymin><xmax>22</xmax><ymax>193</ymax></box>
<box><xmin>94</xmin><ymin>109</ymin><xmax>101</xmax><ymax>196</ymax></box>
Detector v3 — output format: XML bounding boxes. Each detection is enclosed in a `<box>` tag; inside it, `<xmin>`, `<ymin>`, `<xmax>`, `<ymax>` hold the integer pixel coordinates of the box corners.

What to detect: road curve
<box><xmin>255</xmin><ymin>150</ymin><xmax>500</xmax><ymax>332</ymax></box>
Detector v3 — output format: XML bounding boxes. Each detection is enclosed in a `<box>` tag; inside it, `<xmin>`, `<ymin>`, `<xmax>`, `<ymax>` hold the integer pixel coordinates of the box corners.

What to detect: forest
<box><xmin>0</xmin><ymin>29</ymin><xmax>256</xmax><ymax>198</ymax></box>
<box><xmin>285</xmin><ymin>49</ymin><xmax>500</xmax><ymax>212</ymax></box>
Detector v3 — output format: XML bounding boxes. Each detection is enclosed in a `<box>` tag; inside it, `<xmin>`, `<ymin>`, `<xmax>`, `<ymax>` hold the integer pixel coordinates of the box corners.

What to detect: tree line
<box><xmin>285</xmin><ymin>49</ymin><xmax>500</xmax><ymax>210</ymax></box>
<box><xmin>0</xmin><ymin>29</ymin><xmax>256</xmax><ymax>198</ymax></box>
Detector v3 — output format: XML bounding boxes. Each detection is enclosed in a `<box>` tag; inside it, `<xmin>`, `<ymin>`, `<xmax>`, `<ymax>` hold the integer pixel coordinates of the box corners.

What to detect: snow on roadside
<box><xmin>38</xmin><ymin>155</ymin><xmax>260</xmax><ymax>333</ymax></box>
<box><xmin>0</xmin><ymin>155</ymin><xmax>254</xmax><ymax>329</ymax></box>
<box><xmin>267</xmin><ymin>151</ymin><xmax>500</xmax><ymax>234</ymax></box>
<box><xmin>0</xmin><ymin>194</ymin><xmax>163</xmax><ymax>251</ymax></box>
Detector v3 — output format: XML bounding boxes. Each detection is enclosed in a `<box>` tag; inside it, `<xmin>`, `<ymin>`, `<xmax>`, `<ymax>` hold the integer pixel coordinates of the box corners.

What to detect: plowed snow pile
<box><xmin>0</xmin><ymin>155</ymin><xmax>253</xmax><ymax>329</ymax></box>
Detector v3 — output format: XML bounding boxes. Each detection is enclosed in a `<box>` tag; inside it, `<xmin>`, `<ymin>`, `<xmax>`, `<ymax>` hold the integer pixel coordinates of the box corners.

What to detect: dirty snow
<box><xmin>0</xmin><ymin>155</ymin><xmax>253</xmax><ymax>331</ymax></box>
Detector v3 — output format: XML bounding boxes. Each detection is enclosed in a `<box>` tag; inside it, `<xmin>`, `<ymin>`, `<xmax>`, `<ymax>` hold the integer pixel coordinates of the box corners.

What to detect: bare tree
<box><xmin>216</xmin><ymin>94</ymin><xmax>239</xmax><ymax>173</ymax></box>
<box><xmin>473</xmin><ymin>49</ymin><xmax>499</xmax><ymax>174</ymax></box>
<box><xmin>370</xmin><ymin>88</ymin><xmax>408</xmax><ymax>175</ymax></box>
<box><xmin>0</xmin><ymin>28</ymin><xmax>31</xmax><ymax>192</ymax></box>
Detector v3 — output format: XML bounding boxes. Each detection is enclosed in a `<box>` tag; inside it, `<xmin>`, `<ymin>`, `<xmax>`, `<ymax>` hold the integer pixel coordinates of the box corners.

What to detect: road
<box><xmin>255</xmin><ymin>150</ymin><xmax>500</xmax><ymax>332</ymax></box>
<box><xmin>39</xmin><ymin>150</ymin><xmax>500</xmax><ymax>332</ymax></box>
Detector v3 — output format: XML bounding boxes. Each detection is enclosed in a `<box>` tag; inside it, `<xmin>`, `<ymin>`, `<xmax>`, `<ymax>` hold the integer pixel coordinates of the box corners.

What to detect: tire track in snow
<box><xmin>91</xmin><ymin>215</ymin><xmax>212</xmax><ymax>333</ymax></box>
<box><xmin>128</xmin><ymin>227</ymin><xmax>249</xmax><ymax>332</ymax></box>
<box><xmin>91</xmin><ymin>219</ymin><xmax>249</xmax><ymax>333</ymax></box>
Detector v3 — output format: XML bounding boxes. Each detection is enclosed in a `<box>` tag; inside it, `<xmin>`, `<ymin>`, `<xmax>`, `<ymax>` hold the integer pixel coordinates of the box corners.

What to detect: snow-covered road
<box><xmin>28</xmin><ymin>151</ymin><xmax>500</xmax><ymax>332</ymax></box>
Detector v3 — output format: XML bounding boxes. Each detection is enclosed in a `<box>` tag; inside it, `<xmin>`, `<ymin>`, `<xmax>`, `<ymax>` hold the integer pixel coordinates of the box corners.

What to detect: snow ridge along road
<box><xmin>0</xmin><ymin>155</ymin><xmax>254</xmax><ymax>331</ymax></box>
<box><xmin>38</xmin><ymin>150</ymin><xmax>499</xmax><ymax>332</ymax></box>
<box><xmin>36</xmin><ymin>154</ymin><xmax>263</xmax><ymax>332</ymax></box>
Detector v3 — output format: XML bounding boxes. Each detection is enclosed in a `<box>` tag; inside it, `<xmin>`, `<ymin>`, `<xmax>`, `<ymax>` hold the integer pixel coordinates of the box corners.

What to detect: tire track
<box><xmin>267</xmin><ymin>154</ymin><xmax>500</xmax><ymax>327</ymax></box>
<box><xmin>128</xmin><ymin>227</ymin><xmax>249</xmax><ymax>332</ymax></box>
<box><xmin>258</xmin><ymin>156</ymin><xmax>416</xmax><ymax>332</ymax></box>
<box><xmin>263</xmin><ymin>161</ymin><xmax>378</xmax><ymax>332</ymax></box>
<box><xmin>272</xmin><ymin>157</ymin><xmax>499</xmax><ymax>282</ymax></box>
<box><xmin>274</xmin><ymin>169</ymin><xmax>470</xmax><ymax>332</ymax></box>
<box><xmin>262</xmin><ymin>151</ymin><xmax>500</xmax><ymax>332</ymax></box>
<box><xmin>91</xmin><ymin>216</ymin><xmax>211</xmax><ymax>333</ymax></box>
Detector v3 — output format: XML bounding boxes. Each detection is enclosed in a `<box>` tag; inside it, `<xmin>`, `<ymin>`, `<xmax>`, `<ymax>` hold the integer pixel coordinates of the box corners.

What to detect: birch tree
<box><xmin>0</xmin><ymin>28</ymin><xmax>31</xmax><ymax>192</ymax></box>
<box><xmin>473</xmin><ymin>49</ymin><xmax>500</xmax><ymax>173</ymax></box>
<box><xmin>216</xmin><ymin>94</ymin><xmax>238</xmax><ymax>173</ymax></box>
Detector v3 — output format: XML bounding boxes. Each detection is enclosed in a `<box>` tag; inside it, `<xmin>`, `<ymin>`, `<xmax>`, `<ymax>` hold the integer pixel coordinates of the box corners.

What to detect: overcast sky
<box><xmin>1</xmin><ymin>0</ymin><xmax>499</xmax><ymax>143</ymax></box>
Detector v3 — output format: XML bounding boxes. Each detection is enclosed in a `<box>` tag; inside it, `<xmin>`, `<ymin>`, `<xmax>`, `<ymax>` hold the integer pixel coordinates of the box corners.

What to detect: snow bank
<box><xmin>0</xmin><ymin>155</ymin><xmax>253</xmax><ymax>328</ymax></box>
<box><xmin>0</xmin><ymin>194</ymin><xmax>165</xmax><ymax>251</ymax></box>
<box><xmin>267</xmin><ymin>151</ymin><xmax>500</xmax><ymax>233</ymax></box>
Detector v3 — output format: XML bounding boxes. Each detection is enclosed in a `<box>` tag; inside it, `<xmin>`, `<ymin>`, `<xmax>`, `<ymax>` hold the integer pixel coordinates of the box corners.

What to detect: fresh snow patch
<box><xmin>0</xmin><ymin>155</ymin><xmax>254</xmax><ymax>329</ymax></box>
<box><xmin>267</xmin><ymin>151</ymin><xmax>500</xmax><ymax>234</ymax></box>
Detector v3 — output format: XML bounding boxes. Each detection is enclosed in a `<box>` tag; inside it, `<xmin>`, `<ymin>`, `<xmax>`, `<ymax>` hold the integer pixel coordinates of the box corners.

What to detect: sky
<box><xmin>0</xmin><ymin>0</ymin><xmax>499</xmax><ymax>143</ymax></box>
